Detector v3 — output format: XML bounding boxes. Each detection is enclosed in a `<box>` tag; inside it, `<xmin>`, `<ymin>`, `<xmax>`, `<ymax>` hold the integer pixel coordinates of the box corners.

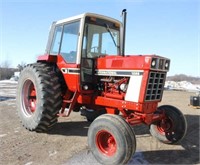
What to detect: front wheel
<box><xmin>88</xmin><ymin>114</ymin><xmax>136</xmax><ymax>165</ymax></box>
<box><xmin>150</xmin><ymin>105</ymin><xmax>187</xmax><ymax>144</ymax></box>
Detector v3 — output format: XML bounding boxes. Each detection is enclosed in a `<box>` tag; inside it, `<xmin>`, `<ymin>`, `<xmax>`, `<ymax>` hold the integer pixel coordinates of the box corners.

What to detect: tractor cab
<box><xmin>39</xmin><ymin>13</ymin><xmax>122</xmax><ymax>93</ymax></box>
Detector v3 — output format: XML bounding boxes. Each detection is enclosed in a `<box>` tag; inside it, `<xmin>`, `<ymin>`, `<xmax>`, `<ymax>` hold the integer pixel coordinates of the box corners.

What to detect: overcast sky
<box><xmin>0</xmin><ymin>0</ymin><xmax>199</xmax><ymax>76</ymax></box>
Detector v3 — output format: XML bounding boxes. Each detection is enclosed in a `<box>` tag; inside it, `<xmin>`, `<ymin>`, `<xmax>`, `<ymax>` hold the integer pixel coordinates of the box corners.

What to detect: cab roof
<box><xmin>55</xmin><ymin>12</ymin><xmax>122</xmax><ymax>25</ymax></box>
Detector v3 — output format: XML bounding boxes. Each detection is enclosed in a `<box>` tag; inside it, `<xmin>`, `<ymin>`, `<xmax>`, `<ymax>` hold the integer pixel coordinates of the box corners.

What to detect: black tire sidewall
<box><xmin>17</xmin><ymin>66</ymin><xmax>43</xmax><ymax>130</ymax></box>
<box><xmin>88</xmin><ymin>114</ymin><xmax>136</xmax><ymax>165</ymax></box>
<box><xmin>17</xmin><ymin>63</ymin><xmax>62</xmax><ymax>132</ymax></box>
<box><xmin>150</xmin><ymin>105</ymin><xmax>187</xmax><ymax>144</ymax></box>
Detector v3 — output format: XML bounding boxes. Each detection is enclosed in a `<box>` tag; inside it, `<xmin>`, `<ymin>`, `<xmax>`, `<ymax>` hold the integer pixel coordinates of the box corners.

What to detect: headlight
<box><xmin>151</xmin><ymin>58</ymin><xmax>157</xmax><ymax>68</ymax></box>
<box><xmin>165</xmin><ymin>60</ymin><xmax>170</xmax><ymax>70</ymax></box>
<box><xmin>151</xmin><ymin>58</ymin><xmax>170</xmax><ymax>70</ymax></box>
<box><xmin>165</xmin><ymin>62</ymin><xmax>169</xmax><ymax>68</ymax></box>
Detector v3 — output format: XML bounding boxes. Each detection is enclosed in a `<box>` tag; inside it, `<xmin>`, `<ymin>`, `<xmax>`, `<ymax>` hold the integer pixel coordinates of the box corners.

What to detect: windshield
<box><xmin>82</xmin><ymin>17</ymin><xmax>120</xmax><ymax>58</ymax></box>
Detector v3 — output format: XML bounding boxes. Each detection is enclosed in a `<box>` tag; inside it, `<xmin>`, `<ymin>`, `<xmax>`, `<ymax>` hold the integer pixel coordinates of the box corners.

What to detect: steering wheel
<box><xmin>90</xmin><ymin>46</ymin><xmax>99</xmax><ymax>53</ymax></box>
<box><xmin>87</xmin><ymin>46</ymin><xmax>99</xmax><ymax>58</ymax></box>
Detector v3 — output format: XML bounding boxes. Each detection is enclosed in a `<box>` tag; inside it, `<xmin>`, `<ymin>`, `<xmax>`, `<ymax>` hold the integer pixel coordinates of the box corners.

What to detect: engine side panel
<box><xmin>125</xmin><ymin>74</ymin><xmax>143</xmax><ymax>102</ymax></box>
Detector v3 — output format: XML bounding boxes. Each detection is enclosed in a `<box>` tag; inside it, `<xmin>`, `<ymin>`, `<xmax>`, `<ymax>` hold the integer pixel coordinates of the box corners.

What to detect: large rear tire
<box><xmin>150</xmin><ymin>105</ymin><xmax>187</xmax><ymax>144</ymax></box>
<box><xmin>88</xmin><ymin>114</ymin><xmax>136</xmax><ymax>165</ymax></box>
<box><xmin>16</xmin><ymin>63</ymin><xmax>62</xmax><ymax>132</ymax></box>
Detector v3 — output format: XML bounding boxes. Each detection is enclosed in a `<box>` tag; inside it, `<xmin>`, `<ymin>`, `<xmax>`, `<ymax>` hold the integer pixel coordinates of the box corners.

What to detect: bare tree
<box><xmin>0</xmin><ymin>60</ymin><xmax>14</xmax><ymax>80</ymax></box>
<box><xmin>17</xmin><ymin>62</ymin><xmax>26</xmax><ymax>72</ymax></box>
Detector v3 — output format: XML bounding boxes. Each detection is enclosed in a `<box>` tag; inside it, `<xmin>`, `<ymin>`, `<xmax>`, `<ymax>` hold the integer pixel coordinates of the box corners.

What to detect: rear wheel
<box><xmin>88</xmin><ymin>114</ymin><xmax>136</xmax><ymax>165</ymax></box>
<box><xmin>16</xmin><ymin>63</ymin><xmax>62</xmax><ymax>132</ymax></box>
<box><xmin>150</xmin><ymin>105</ymin><xmax>187</xmax><ymax>144</ymax></box>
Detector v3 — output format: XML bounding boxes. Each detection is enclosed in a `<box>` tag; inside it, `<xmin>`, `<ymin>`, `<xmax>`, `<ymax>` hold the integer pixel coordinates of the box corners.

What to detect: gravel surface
<box><xmin>0</xmin><ymin>81</ymin><xmax>199</xmax><ymax>165</ymax></box>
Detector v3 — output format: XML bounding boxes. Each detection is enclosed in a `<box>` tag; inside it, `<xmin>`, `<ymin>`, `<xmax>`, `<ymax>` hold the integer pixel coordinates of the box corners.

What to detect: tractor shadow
<box><xmin>0</xmin><ymin>96</ymin><xmax>15</xmax><ymax>102</ymax></box>
<box><xmin>48</xmin><ymin>120</ymin><xmax>90</xmax><ymax>137</ymax></box>
<box><xmin>131</xmin><ymin>114</ymin><xmax>199</xmax><ymax>164</ymax></box>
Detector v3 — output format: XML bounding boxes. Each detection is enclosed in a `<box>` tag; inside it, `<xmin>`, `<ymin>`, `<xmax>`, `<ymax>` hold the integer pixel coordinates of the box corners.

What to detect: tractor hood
<box><xmin>96</xmin><ymin>55</ymin><xmax>170</xmax><ymax>72</ymax></box>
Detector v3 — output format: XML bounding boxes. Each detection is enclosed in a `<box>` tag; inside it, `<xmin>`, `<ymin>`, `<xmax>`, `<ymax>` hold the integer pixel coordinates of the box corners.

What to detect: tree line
<box><xmin>0</xmin><ymin>62</ymin><xmax>26</xmax><ymax>80</ymax></box>
<box><xmin>167</xmin><ymin>74</ymin><xmax>200</xmax><ymax>84</ymax></box>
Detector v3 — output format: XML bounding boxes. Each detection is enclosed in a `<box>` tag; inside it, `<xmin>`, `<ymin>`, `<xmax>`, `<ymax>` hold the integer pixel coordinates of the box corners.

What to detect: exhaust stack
<box><xmin>121</xmin><ymin>9</ymin><xmax>127</xmax><ymax>56</ymax></box>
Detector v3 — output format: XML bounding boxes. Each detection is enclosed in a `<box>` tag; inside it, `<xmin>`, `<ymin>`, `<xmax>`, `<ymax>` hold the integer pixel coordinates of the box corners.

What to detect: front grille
<box><xmin>145</xmin><ymin>72</ymin><xmax>166</xmax><ymax>101</ymax></box>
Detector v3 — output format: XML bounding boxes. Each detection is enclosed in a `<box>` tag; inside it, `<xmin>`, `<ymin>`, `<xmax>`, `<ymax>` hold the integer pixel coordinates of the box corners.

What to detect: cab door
<box><xmin>80</xmin><ymin>23</ymin><xmax>100</xmax><ymax>92</ymax></box>
<box><xmin>50</xmin><ymin>21</ymin><xmax>81</xmax><ymax>92</ymax></box>
<box><xmin>80</xmin><ymin>57</ymin><xmax>95</xmax><ymax>91</ymax></box>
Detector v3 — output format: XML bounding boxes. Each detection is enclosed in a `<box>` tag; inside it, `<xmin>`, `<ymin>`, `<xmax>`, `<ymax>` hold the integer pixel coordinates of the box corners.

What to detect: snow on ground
<box><xmin>0</xmin><ymin>80</ymin><xmax>18</xmax><ymax>84</ymax></box>
<box><xmin>66</xmin><ymin>150</ymin><xmax>149</xmax><ymax>165</ymax></box>
<box><xmin>165</xmin><ymin>81</ymin><xmax>200</xmax><ymax>92</ymax></box>
<box><xmin>0</xmin><ymin>80</ymin><xmax>17</xmax><ymax>101</ymax></box>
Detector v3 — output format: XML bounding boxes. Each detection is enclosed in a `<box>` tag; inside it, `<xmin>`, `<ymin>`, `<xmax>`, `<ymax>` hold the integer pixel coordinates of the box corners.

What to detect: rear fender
<box><xmin>37</xmin><ymin>54</ymin><xmax>57</xmax><ymax>63</ymax></box>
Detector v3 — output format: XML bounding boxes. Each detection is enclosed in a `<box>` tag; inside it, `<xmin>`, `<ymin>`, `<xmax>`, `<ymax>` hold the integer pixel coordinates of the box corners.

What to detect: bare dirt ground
<box><xmin>0</xmin><ymin>81</ymin><xmax>199</xmax><ymax>165</ymax></box>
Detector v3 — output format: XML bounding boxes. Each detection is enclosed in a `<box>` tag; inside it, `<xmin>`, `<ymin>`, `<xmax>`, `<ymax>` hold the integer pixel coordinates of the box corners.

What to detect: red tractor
<box><xmin>16</xmin><ymin>10</ymin><xmax>187</xmax><ymax>164</ymax></box>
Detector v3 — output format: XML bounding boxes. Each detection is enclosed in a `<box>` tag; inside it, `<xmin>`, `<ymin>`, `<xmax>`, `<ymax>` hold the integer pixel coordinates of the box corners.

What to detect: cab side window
<box><xmin>60</xmin><ymin>21</ymin><xmax>80</xmax><ymax>63</ymax></box>
<box><xmin>50</xmin><ymin>26</ymin><xmax>63</xmax><ymax>55</ymax></box>
<box><xmin>50</xmin><ymin>21</ymin><xmax>80</xmax><ymax>63</ymax></box>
